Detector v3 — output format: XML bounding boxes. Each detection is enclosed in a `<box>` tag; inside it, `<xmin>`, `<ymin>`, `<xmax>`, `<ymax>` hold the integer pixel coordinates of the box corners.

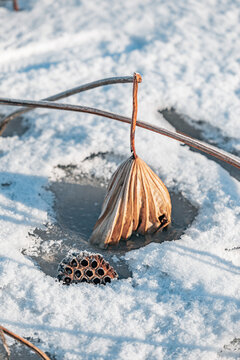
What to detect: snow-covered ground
<box><xmin>0</xmin><ymin>0</ymin><xmax>240</xmax><ymax>359</ymax></box>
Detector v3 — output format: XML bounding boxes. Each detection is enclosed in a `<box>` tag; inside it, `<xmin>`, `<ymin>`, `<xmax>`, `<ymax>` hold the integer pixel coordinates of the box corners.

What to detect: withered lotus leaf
<box><xmin>90</xmin><ymin>155</ymin><xmax>171</xmax><ymax>248</ymax></box>
<box><xmin>90</xmin><ymin>73</ymin><xmax>172</xmax><ymax>248</ymax></box>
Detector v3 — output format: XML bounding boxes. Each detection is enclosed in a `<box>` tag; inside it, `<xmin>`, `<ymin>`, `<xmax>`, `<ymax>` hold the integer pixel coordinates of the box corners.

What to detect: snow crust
<box><xmin>0</xmin><ymin>0</ymin><xmax>239</xmax><ymax>359</ymax></box>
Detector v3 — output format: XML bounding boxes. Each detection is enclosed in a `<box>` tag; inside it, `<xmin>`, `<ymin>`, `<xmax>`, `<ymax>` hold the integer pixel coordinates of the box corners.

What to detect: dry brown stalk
<box><xmin>130</xmin><ymin>73</ymin><xmax>142</xmax><ymax>158</ymax></box>
<box><xmin>0</xmin><ymin>95</ymin><xmax>239</xmax><ymax>169</ymax></box>
<box><xmin>90</xmin><ymin>73</ymin><xmax>172</xmax><ymax>248</ymax></box>
<box><xmin>0</xmin><ymin>76</ymin><xmax>134</xmax><ymax>136</ymax></box>
<box><xmin>0</xmin><ymin>329</ymin><xmax>10</xmax><ymax>359</ymax></box>
<box><xmin>13</xmin><ymin>0</ymin><xmax>19</xmax><ymax>11</ymax></box>
<box><xmin>0</xmin><ymin>325</ymin><xmax>50</xmax><ymax>360</ymax></box>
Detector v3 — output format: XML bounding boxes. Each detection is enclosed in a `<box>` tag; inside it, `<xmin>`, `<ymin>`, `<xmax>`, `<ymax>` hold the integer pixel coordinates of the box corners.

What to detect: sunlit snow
<box><xmin>0</xmin><ymin>0</ymin><xmax>239</xmax><ymax>359</ymax></box>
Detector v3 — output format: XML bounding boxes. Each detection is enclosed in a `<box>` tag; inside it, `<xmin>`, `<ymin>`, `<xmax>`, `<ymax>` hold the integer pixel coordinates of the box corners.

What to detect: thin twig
<box><xmin>130</xmin><ymin>73</ymin><xmax>142</xmax><ymax>158</ymax></box>
<box><xmin>0</xmin><ymin>325</ymin><xmax>50</xmax><ymax>360</ymax></box>
<box><xmin>225</xmin><ymin>246</ymin><xmax>240</xmax><ymax>251</ymax></box>
<box><xmin>0</xmin><ymin>97</ymin><xmax>239</xmax><ymax>169</ymax></box>
<box><xmin>0</xmin><ymin>329</ymin><xmax>10</xmax><ymax>359</ymax></box>
<box><xmin>0</xmin><ymin>76</ymin><xmax>134</xmax><ymax>135</ymax></box>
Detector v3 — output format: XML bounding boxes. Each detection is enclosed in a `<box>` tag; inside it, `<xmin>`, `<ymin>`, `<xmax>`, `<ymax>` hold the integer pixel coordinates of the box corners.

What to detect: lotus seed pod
<box><xmin>57</xmin><ymin>252</ymin><xmax>118</xmax><ymax>285</ymax></box>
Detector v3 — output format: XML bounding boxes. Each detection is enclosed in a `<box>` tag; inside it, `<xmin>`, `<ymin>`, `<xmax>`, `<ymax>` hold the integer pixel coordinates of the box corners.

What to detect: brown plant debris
<box><xmin>13</xmin><ymin>0</ymin><xmax>19</xmax><ymax>11</ymax></box>
<box><xmin>0</xmin><ymin>325</ymin><xmax>50</xmax><ymax>360</ymax></box>
<box><xmin>90</xmin><ymin>73</ymin><xmax>172</xmax><ymax>248</ymax></box>
<box><xmin>57</xmin><ymin>252</ymin><xmax>118</xmax><ymax>285</ymax></box>
<box><xmin>90</xmin><ymin>156</ymin><xmax>171</xmax><ymax>248</ymax></box>
<box><xmin>0</xmin><ymin>79</ymin><xmax>239</xmax><ymax>169</ymax></box>
<box><xmin>0</xmin><ymin>329</ymin><xmax>10</xmax><ymax>359</ymax></box>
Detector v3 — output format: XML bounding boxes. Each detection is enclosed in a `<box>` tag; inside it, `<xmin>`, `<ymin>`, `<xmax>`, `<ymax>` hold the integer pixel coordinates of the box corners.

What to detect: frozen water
<box><xmin>160</xmin><ymin>108</ymin><xmax>240</xmax><ymax>181</ymax></box>
<box><xmin>28</xmin><ymin>165</ymin><xmax>197</xmax><ymax>280</ymax></box>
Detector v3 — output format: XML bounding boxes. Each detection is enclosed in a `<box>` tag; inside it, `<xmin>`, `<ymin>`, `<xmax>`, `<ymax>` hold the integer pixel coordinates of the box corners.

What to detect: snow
<box><xmin>0</xmin><ymin>0</ymin><xmax>240</xmax><ymax>359</ymax></box>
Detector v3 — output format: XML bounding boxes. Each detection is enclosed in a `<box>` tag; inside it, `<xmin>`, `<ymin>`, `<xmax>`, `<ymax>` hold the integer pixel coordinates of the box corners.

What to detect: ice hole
<box><xmin>29</xmin><ymin>160</ymin><xmax>198</xmax><ymax>282</ymax></box>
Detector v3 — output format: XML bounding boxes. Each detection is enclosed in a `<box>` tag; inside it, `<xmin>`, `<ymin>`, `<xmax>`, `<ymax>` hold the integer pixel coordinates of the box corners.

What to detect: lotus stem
<box><xmin>0</xmin><ymin>97</ymin><xmax>239</xmax><ymax>169</ymax></box>
<box><xmin>0</xmin><ymin>76</ymin><xmax>134</xmax><ymax>135</ymax></box>
<box><xmin>0</xmin><ymin>329</ymin><xmax>10</xmax><ymax>359</ymax></box>
<box><xmin>130</xmin><ymin>73</ymin><xmax>142</xmax><ymax>158</ymax></box>
<box><xmin>0</xmin><ymin>325</ymin><xmax>50</xmax><ymax>360</ymax></box>
<box><xmin>13</xmin><ymin>0</ymin><xmax>19</xmax><ymax>11</ymax></box>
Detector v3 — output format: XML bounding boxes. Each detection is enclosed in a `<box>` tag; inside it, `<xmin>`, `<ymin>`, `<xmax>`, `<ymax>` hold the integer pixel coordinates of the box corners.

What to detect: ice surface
<box><xmin>0</xmin><ymin>0</ymin><xmax>240</xmax><ymax>359</ymax></box>
<box><xmin>28</xmin><ymin>165</ymin><xmax>197</xmax><ymax>280</ymax></box>
<box><xmin>159</xmin><ymin>108</ymin><xmax>240</xmax><ymax>181</ymax></box>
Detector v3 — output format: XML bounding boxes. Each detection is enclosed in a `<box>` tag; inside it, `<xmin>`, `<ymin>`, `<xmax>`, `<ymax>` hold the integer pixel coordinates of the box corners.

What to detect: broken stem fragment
<box><xmin>0</xmin><ymin>329</ymin><xmax>10</xmax><ymax>359</ymax></box>
<box><xmin>0</xmin><ymin>325</ymin><xmax>50</xmax><ymax>360</ymax></box>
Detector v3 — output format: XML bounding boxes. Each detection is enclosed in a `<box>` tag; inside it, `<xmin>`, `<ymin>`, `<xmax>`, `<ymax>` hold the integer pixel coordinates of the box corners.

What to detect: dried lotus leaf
<box><xmin>90</xmin><ymin>73</ymin><xmax>172</xmax><ymax>248</ymax></box>
<box><xmin>90</xmin><ymin>156</ymin><xmax>171</xmax><ymax>248</ymax></box>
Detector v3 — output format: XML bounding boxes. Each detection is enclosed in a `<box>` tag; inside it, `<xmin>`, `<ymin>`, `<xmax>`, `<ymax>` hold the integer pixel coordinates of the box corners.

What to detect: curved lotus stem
<box><xmin>0</xmin><ymin>76</ymin><xmax>134</xmax><ymax>136</ymax></box>
<box><xmin>0</xmin><ymin>329</ymin><xmax>10</xmax><ymax>359</ymax></box>
<box><xmin>0</xmin><ymin>325</ymin><xmax>50</xmax><ymax>360</ymax></box>
<box><xmin>0</xmin><ymin>94</ymin><xmax>239</xmax><ymax>169</ymax></box>
<box><xmin>130</xmin><ymin>73</ymin><xmax>142</xmax><ymax>158</ymax></box>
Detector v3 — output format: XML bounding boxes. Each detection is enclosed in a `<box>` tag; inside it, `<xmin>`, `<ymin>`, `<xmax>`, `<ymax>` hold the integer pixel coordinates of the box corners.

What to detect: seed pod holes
<box><xmin>57</xmin><ymin>252</ymin><xmax>118</xmax><ymax>285</ymax></box>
